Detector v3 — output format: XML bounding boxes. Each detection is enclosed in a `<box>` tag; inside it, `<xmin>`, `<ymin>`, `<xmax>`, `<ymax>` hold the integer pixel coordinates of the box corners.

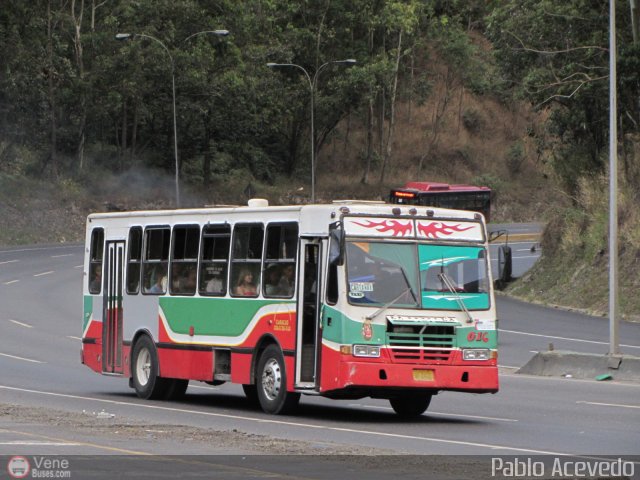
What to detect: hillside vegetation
<box><xmin>1</xmin><ymin>1</ymin><xmax>640</xmax><ymax>317</ymax></box>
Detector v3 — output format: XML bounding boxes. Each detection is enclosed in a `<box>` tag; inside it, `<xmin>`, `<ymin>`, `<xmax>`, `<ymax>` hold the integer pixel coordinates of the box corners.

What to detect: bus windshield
<box><xmin>346</xmin><ymin>241</ymin><xmax>490</xmax><ymax>311</ymax></box>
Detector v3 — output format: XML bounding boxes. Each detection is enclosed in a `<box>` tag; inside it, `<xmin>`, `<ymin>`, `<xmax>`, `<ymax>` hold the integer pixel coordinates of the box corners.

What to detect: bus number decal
<box><xmin>467</xmin><ymin>331</ymin><xmax>489</xmax><ymax>343</ymax></box>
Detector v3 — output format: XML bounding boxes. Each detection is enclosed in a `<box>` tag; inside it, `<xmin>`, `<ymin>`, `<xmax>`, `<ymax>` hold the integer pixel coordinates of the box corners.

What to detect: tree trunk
<box><xmin>360</xmin><ymin>97</ymin><xmax>374</xmax><ymax>184</ymax></box>
<box><xmin>45</xmin><ymin>0</ymin><xmax>58</xmax><ymax>176</ymax></box>
<box><xmin>72</xmin><ymin>0</ymin><xmax>86</xmax><ymax>170</ymax></box>
<box><xmin>379</xmin><ymin>29</ymin><xmax>403</xmax><ymax>185</ymax></box>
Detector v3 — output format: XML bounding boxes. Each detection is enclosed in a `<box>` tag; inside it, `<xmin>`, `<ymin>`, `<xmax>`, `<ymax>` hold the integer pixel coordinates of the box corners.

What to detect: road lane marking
<box><xmin>51</xmin><ymin>254</ymin><xmax>73</xmax><ymax>258</ymax></box>
<box><xmin>33</xmin><ymin>271</ymin><xmax>54</xmax><ymax>277</ymax></box>
<box><xmin>0</xmin><ymin>260</ymin><xmax>19</xmax><ymax>265</ymax></box>
<box><xmin>9</xmin><ymin>320</ymin><xmax>33</xmax><ymax>329</ymax></box>
<box><xmin>348</xmin><ymin>404</ymin><xmax>518</xmax><ymax>422</ymax></box>
<box><xmin>0</xmin><ymin>385</ymin><xmax>582</xmax><ymax>456</ymax></box>
<box><xmin>0</xmin><ymin>353</ymin><xmax>44</xmax><ymax>364</ymax></box>
<box><xmin>0</xmin><ymin>245</ymin><xmax>81</xmax><ymax>254</ymax></box>
<box><xmin>2</xmin><ymin>280</ymin><xmax>19</xmax><ymax>285</ymax></box>
<box><xmin>74</xmin><ymin>265</ymin><xmax>83</xmax><ymax>268</ymax></box>
<box><xmin>67</xmin><ymin>336</ymin><xmax>82</xmax><ymax>341</ymax></box>
<box><xmin>499</xmin><ymin>329</ymin><xmax>640</xmax><ymax>350</ymax></box>
<box><xmin>0</xmin><ymin>428</ymin><xmax>150</xmax><ymax>455</ymax></box>
<box><xmin>0</xmin><ymin>441</ymin><xmax>81</xmax><ymax>446</ymax></box>
<box><xmin>576</xmin><ymin>401</ymin><xmax>640</xmax><ymax>410</ymax></box>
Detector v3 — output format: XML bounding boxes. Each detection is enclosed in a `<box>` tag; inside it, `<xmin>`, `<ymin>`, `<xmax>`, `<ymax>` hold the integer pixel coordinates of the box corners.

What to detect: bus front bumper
<box><xmin>337</xmin><ymin>360</ymin><xmax>499</xmax><ymax>393</ymax></box>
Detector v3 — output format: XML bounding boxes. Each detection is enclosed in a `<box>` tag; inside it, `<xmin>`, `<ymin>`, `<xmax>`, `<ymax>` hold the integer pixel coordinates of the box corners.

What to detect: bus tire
<box><xmin>163</xmin><ymin>379</ymin><xmax>188</xmax><ymax>400</ymax></box>
<box><xmin>389</xmin><ymin>393</ymin><xmax>432</xmax><ymax>418</ymax></box>
<box><xmin>131</xmin><ymin>335</ymin><xmax>169</xmax><ymax>400</ymax></box>
<box><xmin>256</xmin><ymin>345</ymin><xmax>300</xmax><ymax>415</ymax></box>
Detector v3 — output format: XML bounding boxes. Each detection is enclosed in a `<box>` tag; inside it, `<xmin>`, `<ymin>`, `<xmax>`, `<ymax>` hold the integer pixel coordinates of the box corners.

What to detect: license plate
<box><xmin>412</xmin><ymin>369</ymin><xmax>434</xmax><ymax>382</ymax></box>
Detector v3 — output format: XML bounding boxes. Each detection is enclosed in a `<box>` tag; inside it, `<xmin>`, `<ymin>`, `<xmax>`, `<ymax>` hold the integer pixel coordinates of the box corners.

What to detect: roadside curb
<box><xmin>517</xmin><ymin>350</ymin><xmax>640</xmax><ymax>383</ymax></box>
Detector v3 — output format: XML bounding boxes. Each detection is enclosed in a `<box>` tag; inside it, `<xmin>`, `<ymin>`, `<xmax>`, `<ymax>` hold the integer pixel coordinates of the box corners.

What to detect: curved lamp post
<box><xmin>116</xmin><ymin>30</ymin><xmax>229</xmax><ymax>207</ymax></box>
<box><xmin>267</xmin><ymin>59</ymin><xmax>356</xmax><ymax>203</ymax></box>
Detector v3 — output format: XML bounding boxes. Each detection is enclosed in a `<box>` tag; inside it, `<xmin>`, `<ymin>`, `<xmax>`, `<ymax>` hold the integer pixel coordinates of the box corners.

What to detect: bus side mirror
<box><xmin>329</xmin><ymin>228</ymin><xmax>344</xmax><ymax>266</ymax></box>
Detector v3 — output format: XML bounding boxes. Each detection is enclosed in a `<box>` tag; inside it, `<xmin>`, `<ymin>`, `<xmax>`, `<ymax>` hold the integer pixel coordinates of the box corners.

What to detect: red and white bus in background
<box><xmin>82</xmin><ymin>199</ymin><xmax>498</xmax><ymax>416</ymax></box>
<box><xmin>390</xmin><ymin>182</ymin><xmax>492</xmax><ymax>222</ymax></box>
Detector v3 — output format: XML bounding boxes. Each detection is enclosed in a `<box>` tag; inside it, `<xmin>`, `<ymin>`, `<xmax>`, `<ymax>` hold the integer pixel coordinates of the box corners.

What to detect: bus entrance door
<box><xmin>295</xmin><ymin>239</ymin><xmax>323</xmax><ymax>389</ymax></box>
<box><xmin>102</xmin><ymin>241</ymin><xmax>124</xmax><ymax>374</ymax></box>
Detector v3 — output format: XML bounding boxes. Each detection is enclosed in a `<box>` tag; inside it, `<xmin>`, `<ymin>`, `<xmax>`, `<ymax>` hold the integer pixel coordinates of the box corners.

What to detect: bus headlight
<box><xmin>353</xmin><ymin>345</ymin><xmax>381</xmax><ymax>358</ymax></box>
<box><xmin>462</xmin><ymin>349</ymin><xmax>490</xmax><ymax>361</ymax></box>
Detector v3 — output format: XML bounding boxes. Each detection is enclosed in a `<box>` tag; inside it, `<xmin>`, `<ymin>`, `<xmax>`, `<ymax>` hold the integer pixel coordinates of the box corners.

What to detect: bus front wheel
<box><xmin>389</xmin><ymin>393</ymin><xmax>432</xmax><ymax>417</ymax></box>
<box><xmin>131</xmin><ymin>335</ymin><xmax>169</xmax><ymax>400</ymax></box>
<box><xmin>256</xmin><ymin>345</ymin><xmax>300</xmax><ymax>414</ymax></box>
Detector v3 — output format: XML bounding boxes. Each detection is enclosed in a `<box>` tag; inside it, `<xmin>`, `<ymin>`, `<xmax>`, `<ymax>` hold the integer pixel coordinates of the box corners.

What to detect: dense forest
<box><xmin>1</xmin><ymin>1</ymin><xmax>640</xmax><ymax>314</ymax></box>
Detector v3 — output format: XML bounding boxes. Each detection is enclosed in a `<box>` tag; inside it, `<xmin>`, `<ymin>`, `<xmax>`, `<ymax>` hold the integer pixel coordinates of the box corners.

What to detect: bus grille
<box><xmin>387</xmin><ymin>326</ymin><xmax>456</xmax><ymax>364</ymax></box>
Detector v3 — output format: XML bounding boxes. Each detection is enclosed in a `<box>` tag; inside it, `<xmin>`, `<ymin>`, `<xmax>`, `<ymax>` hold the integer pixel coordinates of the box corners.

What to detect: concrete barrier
<box><xmin>517</xmin><ymin>350</ymin><xmax>640</xmax><ymax>382</ymax></box>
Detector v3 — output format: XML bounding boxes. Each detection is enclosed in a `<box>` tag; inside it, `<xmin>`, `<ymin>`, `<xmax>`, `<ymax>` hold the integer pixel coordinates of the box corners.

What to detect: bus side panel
<box><xmin>158</xmin><ymin>347</ymin><xmax>214</xmax><ymax>381</ymax></box>
<box><xmin>318</xmin><ymin>343</ymin><xmax>343</xmax><ymax>393</ymax></box>
<box><xmin>82</xmin><ymin>294</ymin><xmax>103</xmax><ymax>373</ymax></box>
<box><xmin>231</xmin><ymin>352</ymin><xmax>252</xmax><ymax>385</ymax></box>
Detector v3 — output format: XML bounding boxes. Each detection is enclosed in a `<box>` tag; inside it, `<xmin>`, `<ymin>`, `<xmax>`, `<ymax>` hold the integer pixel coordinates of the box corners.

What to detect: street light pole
<box><xmin>116</xmin><ymin>30</ymin><xmax>229</xmax><ymax>208</ymax></box>
<box><xmin>267</xmin><ymin>59</ymin><xmax>356</xmax><ymax>203</ymax></box>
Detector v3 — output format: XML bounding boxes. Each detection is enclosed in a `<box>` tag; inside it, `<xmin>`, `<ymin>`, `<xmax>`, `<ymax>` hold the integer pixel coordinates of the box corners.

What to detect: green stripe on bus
<box><xmin>159</xmin><ymin>297</ymin><xmax>295</xmax><ymax>336</ymax></box>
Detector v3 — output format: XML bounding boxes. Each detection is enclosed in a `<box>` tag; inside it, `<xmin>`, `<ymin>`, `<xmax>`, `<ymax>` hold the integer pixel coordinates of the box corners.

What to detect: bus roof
<box><xmin>401</xmin><ymin>182</ymin><xmax>491</xmax><ymax>193</ymax></box>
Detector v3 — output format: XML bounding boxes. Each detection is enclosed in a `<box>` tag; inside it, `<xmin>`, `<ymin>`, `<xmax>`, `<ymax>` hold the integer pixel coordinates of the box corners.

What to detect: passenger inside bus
<box><xmin>264</xmin><ymin>265</ymin><xmax>282</xmax><ymax>296</ymax></box>
<box><xmin>89</xmin><ymin>265</ymin><xmax>102</xmax><ymax>293</ymax></box>
<box><xmin>205</xmin><ymin>270</ymin><xmax>225</xmax><ymax>294</ymax></box>
<box><xmin>278</xmin><ymin>263</ymin><xmax>295</xmax><ymax>296</ymax></box>
<box><xmin>147</xmin><ymin>266</ymin><xmax>166</xmax><ymax>294</ymax></box>
<box><xmin>234</xmin><ymin>269</ymin><xmax>257</xmax><ymax>296</ymax></box>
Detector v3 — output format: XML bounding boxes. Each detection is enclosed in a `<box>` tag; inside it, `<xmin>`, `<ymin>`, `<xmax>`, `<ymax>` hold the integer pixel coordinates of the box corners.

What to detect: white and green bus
<box><xmin>82</xmin><ymin>199</ymin><xmax>498</xmax><ymax>416</ymax></box>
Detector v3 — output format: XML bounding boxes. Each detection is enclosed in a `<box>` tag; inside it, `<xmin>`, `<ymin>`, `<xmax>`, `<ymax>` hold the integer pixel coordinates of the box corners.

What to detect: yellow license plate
<box><xmin>412</xmin><ymin>369</ymin><xmax>434</xmax><ymax>382</ymax></box>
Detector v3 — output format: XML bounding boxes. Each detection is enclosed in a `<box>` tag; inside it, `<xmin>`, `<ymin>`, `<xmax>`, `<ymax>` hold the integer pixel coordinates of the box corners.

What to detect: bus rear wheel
<box><xmin>256</xmin><ymin>345</ymin><xmax>300</xmax><ymax>415</ymax></box>
<box><xmin>389</xmin><ymin>393</ymin><xmax>432</xmax><ymax>418</ymax></box>
<box><xmin>131</xmin><ymin>335</ymin><xmax>169</xmax><ymax>400</ymax></box>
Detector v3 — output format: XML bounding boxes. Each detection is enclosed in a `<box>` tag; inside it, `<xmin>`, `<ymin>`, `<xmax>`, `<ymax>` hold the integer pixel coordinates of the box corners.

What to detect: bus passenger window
<box><xmin>231</xmin><ymin>224</ymin><xmax>263</xmax><ymax>298</ymax></box>
<box><xmin>170</xmin><ymin>225</ymin><xmax>200</xmax><ymax>296</ymax></box>
<box><xmin>142</xmin><ymin>227</ymin><xmax>170</xmax><ymax>295</ymax></box>
<box><xmin>263</xmin><ymin>223</ymin><xmax>298</xmax><ymax>298</ymax></box>
<box><xmin>199</xmin><ymin>225</ymin><xmax>230</xmax><ymax>296</ymax></box>
<box><xmin>126</xmin><ymin>227</ymin><xmax>142</xmax><ymax>294</ymax></box>
<box><xmin>88</xmin><ymin>228</ymin><xmax>104</xmax><ymax>294</ymax></box>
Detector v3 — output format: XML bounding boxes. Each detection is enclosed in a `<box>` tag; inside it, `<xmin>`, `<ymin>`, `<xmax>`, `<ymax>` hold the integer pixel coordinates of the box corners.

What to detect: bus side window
<box><xmin>199</xmin><ymin>225</ymin><xmax>231</xmax><ymax>296</ymax></box>
<box><xmin>170</xmin><ymin>225</ymin><xmax>200</xmax><ymax>296</ymax></box>
<box><xmin>142</xmin><ymin>227</ymin><xmax>170</xmax><ymax>295</ymax></box>
<box><xmin>231</xmin><ymin>224</ymin><xmax>263</xmax><ymax>297</ymax></box>
<box><xmin>88</xmin><ymin>228</ymin><xmax>104</xmax><ymax>294</ymax></box>
<box><xmin>263</xmin><ymin>222</ymin><xmax>298</xmax><ymax>298</ymax></box>
<box><xmin>126</xmin><ymin>227</ymin><xmax>142</xmax><ymax>294</ymax></box>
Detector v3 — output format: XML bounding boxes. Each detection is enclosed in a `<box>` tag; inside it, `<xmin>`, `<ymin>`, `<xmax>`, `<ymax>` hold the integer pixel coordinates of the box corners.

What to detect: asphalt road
<box><xmin>0</xmin><ymin>238</ymin><xmax>639</xmax><ymax>475</ymax></box>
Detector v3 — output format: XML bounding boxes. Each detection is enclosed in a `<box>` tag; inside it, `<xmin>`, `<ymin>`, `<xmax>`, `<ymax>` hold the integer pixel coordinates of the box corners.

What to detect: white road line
<box><xmin>348</xmin><ymin>404</ymin><xmax>518</xmax><ymax>422</ymax></box>
<box><xmin>0</xmin><ymin>353</ymin><xmax>44</xmax><ymax>364</ymax></box>
<box><xmin>0</xmin><ymin>441</ymin><xmax>80</xmax><ymax>446</ymax></box>
<box><xmin>0</xmin><ymin>260</ymin><xmax>19</xmax><ymax>265</ymax></box>
<box><xmin>74</xmin><ymin>265</ymin><xmax>83</xmax><ymax>269</ymax></box>
<box><xmin>0</xmin><ymin>385</ymin><xmax>572</xmax><ymax>456</ymax></box>
<box><xmin>51</xmin><ymin>254</ymin><xmax>73</xmax><ymax>258</ymax></box>
<box><xmin>66</xmin><ymin>336</ymin><xmax>82</xmax><ymax>341</ymax></box>
<box><xmin>576</xmin><ymin>401</ymin><xmax>640</xmax><ymax>410</ymax></box>
<box><xmin>9</xmin><ymin>319</ymin><xmax>33</xmax><ymax>329</ymax></box>
<box><xmin>2</xmin><ymin>280</ymin><xmax>19</xmax><ymax>285</ymax></box>
<box><xmin>33</xmin><ymin>271</ymin><xmax>54</xmax><ymax>277</ymax></box>
<box><xmin>0</xmin><ymin>246</ymin><xmax>80</xmax><ymax>254</ymax></box>
<box><xmin>499</xmin><ymin>329</ymin><xmax>640</xmax><ymax>350</ymax></box>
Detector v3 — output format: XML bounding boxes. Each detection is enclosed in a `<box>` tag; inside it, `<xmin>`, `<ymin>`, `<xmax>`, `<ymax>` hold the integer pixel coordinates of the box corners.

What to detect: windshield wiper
<box><xmin>438</xmin><ymin>272</ymin><xmax>473</xmax><ymax>324</ymax></box>
<box><xmin>366</xmin><ymin>287</ymin><xmax>414</xmax><ymax>321</ymax></box>
<box><xmin>366</xmin><ymin>267</ymin><xmax>417</xmax><ymax>321</ymax></box>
